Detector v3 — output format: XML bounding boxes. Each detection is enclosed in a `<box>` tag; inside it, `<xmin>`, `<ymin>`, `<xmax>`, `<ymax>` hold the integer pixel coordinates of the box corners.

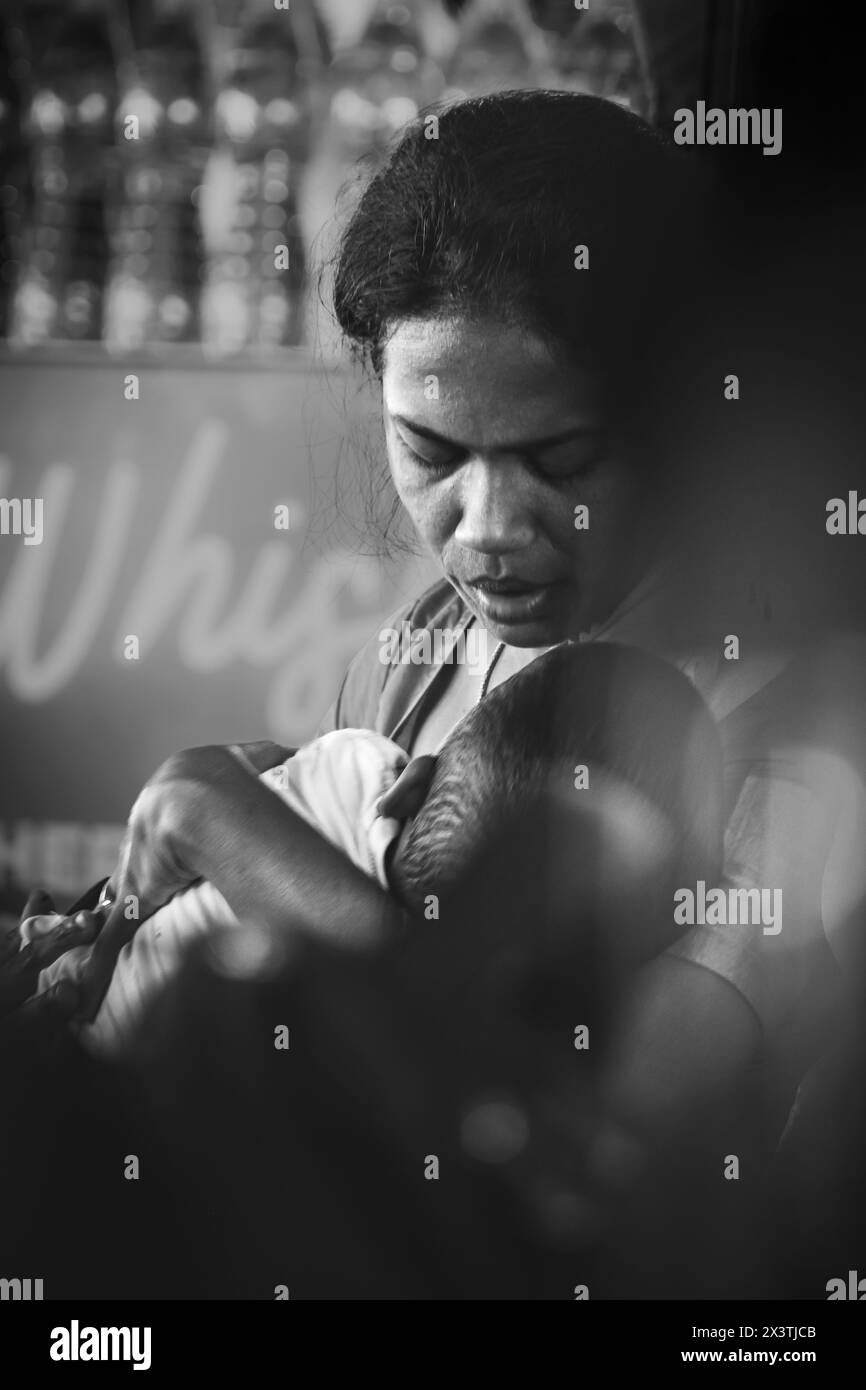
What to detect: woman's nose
<box><xmin>453</xmin><ymin>459</ymin><xmax>536</xmax><ymax>554</ymax></box>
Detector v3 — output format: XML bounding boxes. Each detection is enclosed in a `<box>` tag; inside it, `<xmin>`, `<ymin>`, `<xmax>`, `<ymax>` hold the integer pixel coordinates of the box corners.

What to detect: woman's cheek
<box><xmin>585</xmin><ymin>462</ymin><xmax>638</xmax><ymax>529</ymax></box>
<box><xmin>561</xmin><ymin>470</ymin><xmax>638</xmax><ymax>577</ymax></box>
<box><xmin>557</xmin><ymin>473</ymin><xmax>615</xmax><ymax>544</ymax></box>
<box><xmin>397</xmin><ymin>475</ymin><xmax>457</xmax><ymax>555</ymax></box>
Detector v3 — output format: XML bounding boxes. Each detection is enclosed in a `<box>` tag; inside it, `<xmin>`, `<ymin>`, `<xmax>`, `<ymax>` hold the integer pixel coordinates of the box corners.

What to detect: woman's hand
<box><xmin>74</xmin><ymin>732</ymin><xmax>402</xmax><ymax>1021</ymax></box>
<box><xmin>104</xmin><ymin>742</ymin><xmax>294</xmax><ymax>922</ymax></box>
<box><xmin>0</xmin><ymin>890</ymin><xmax>101</xmax><ymax>1037</ymax></box>
<box><xmin>78</xmin><ymin>743</ymin><xmax>290</xmax><ymax>1021</ymax></box>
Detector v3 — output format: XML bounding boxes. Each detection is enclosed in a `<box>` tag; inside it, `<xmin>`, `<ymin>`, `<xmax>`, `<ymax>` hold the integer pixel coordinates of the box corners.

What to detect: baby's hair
<box><xmin>389</xmin><ymin>642</ymin><xmax>723</xmax><ymax>917</ymax></box>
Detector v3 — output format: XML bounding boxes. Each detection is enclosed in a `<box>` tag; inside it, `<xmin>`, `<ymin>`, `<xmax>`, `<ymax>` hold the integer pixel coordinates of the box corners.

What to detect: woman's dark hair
<box><xmin>333</xmin><ymin>89</ymin><xmax>702</xmax><ymax>390</ymax></box>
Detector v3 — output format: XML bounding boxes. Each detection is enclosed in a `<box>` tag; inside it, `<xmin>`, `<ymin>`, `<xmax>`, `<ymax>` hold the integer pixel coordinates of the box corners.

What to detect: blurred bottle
<box><xmin>0</xmin><ymin>19</ymin><xmax>27</xmax><ymax>339</ymax></box>
<box><xmin>325</xmin><ymin>2</ymin><xmax>443</xmax><ymax>170</ymax></box>
<box><xmin>202</xmin><ymin>6</ymin><xmax>327</xmax><ymax>356</ymax></box>
<box><xmin>525</xmin><ymin>0</ymin><xmax>587</xmax><ymax>38</ymax></box>
<box><xmin>10</xmin><ymin>10</ymin><xmax>116</xmax><ymax>345</ymax></box>
<box><xmin>536</xmin><ymin>6</ymin><xmax>643</xmax><ymax>108</ymax></box>
<box><xmin>442</xmin><ymin>13</ymin><xmax>535</xmax><ymax>103</ymax></box>
<box><xmin>104</xmin><ymin>14</ymin><xmax>209</xmax><ymax>352</ymax></box>
<box><xmin>301</xmin><ymin>1</ymin><xmax>444</xmax><ymax>362</ymax></box>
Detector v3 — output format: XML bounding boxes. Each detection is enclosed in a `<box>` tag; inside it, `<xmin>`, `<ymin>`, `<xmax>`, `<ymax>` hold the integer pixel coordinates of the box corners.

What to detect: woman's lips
<box><xmin>465</xmin><ymin>579</ymin><xmax>560</xmax><ymax>625</ymax></box>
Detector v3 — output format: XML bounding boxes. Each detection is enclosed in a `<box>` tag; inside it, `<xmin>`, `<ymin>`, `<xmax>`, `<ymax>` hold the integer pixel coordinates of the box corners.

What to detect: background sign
<box><xmin>0</xmin><ymin>353</ymin><xmax>433</xmax><ymax>903</ymax></box>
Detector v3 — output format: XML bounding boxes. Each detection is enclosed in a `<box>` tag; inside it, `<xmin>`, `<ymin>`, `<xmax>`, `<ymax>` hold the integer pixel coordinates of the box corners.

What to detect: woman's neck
<box><xmin>478</xmin><ymin>635</ymin><xmax>560</xmax><ymax>698</ymax></box>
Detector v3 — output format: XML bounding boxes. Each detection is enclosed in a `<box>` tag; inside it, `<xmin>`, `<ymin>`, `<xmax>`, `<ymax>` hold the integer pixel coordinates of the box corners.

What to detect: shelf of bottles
<box><xmin>0</xmin><ymin>0</ymin><xmax>645</xmax><ymax>366</ymax></box>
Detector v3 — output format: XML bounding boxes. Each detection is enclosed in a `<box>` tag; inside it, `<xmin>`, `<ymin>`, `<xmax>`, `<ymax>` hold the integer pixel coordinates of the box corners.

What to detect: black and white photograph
<box><xmin>1</xmin><ymin>0</ymin><xmax>865</xmax><ymax>1356</ymax></box>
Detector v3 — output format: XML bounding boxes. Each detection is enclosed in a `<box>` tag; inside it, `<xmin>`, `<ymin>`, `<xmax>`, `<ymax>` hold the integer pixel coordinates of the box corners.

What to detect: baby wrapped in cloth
<box><xmin>24</xmin><ymin>643</ymin><xmax>723</xmax><ymax>1058</ymax></box>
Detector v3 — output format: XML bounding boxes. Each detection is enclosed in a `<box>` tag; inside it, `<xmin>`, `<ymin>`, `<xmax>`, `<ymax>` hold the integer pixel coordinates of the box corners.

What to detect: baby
<box><xmin>24</xmin><ymin>641</ymin><xmax>722</xmax><ymax>1057</ymax></box>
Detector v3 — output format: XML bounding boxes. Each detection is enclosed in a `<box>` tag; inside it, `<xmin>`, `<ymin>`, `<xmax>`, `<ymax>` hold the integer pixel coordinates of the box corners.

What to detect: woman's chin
<box><xmin>477</xmin><ymin>607</ymin><xmax>578</xmax><ymax>649</ymax></box>
<box><xmin>475</xmin><ymin>616</ymin><xmax>541</xmax><ymax>646</ymax></box>
<box><xmin>462</xmin><ymin>584</ymin><xmax>591</xmax><ymax>647</ymax></box>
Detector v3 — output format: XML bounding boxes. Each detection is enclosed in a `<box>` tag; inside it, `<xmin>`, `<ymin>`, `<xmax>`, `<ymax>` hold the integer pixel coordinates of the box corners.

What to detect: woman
<box><xmin>9</xmin><ymin>93</ymin><xmax>850</xmax><ymax>1165</ymax></box>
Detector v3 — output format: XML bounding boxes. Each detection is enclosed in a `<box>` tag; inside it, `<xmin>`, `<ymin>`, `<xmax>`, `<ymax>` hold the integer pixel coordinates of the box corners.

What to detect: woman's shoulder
<box><xmin>718</xmin><ymin>632</ymin><xmax>866</xmax><ymax>764</ymax></box>
<box><xmin>364</xmin><ymin>576</ymin><xmax>469</xmax><ymax>667</ymax></box>
<box><xmin>317</xmin><ymin>578</ymin><xmax>468</xmax><ymax>736</ymax></box>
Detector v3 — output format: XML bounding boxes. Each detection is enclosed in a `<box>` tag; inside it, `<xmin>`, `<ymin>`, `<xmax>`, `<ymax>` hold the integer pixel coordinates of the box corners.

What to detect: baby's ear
<box><xmin>377</xmin><ymin>755</ymin><xmax>438</xmax><ymax>821</ymax></box>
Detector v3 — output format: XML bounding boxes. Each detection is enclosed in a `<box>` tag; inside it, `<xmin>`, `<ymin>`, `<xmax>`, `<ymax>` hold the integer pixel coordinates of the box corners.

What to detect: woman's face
<box><xmin>382</xmin><ymin>313</ymin><xmax>651</xmax><ymax>646</ymax></box>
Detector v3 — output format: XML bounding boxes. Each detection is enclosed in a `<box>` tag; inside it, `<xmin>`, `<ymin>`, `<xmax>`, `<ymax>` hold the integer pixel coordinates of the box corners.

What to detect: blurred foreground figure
<box><xmin>2</xmin><ymin>641</ymin><xmax>728</xmax><ymax>1297</ymax></box>
<box><xmin>4</xmin><ymin>632</ymin><xmax>866</xmax><ymax>1298</ymax></box>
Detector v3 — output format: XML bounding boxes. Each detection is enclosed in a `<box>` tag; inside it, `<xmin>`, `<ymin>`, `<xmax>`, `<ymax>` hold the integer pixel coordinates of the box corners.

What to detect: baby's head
<box><xmin>386</xmin><ymin>642</ymin><xmax>723</xmax><ymax>920</ymax></box>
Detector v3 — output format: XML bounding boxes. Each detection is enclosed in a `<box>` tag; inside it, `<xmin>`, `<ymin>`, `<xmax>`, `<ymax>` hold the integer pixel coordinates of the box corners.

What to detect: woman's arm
<box><xmin>599</xmin><ymin>951</ymin><xmax>762</xmax><ymax>1144</ymax></box>
<box><xmin>177</xmin><ymin>749</ymin><xmax>406</xmax><ymax>951</ymax></box>
<box><xmin>78</xmin><ymin>744</ymin><xmax>407</xmax><ymax>1021</ymax></box>
<box><xmin>599</xmin><ymin>747</ymin><xmax>848</xmax><ymax>1148</ymax></box>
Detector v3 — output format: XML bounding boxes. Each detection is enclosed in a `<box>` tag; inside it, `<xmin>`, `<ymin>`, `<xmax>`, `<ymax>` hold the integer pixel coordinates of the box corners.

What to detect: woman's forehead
<box><xmin>382</xmin><ymin>314</ymin><xmax>602</xmax><ymax>436</ymax></box>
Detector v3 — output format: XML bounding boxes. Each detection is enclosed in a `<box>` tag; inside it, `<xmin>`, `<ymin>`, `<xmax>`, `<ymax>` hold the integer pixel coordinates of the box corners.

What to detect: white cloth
<box><xmin>26</xmin><ymin>729</ymin><xmax>408</xmax><ymax>1056</ymax></box>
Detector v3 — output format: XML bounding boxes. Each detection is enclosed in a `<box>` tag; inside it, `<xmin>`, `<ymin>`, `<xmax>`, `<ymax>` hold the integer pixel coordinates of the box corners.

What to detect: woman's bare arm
<box><xmin>78</xmin><ymin>745</ymin><xmax>407</xmax><ymax>1020</ymax></box>
<box><xmin>179</xmin><ymin>754</ymin><xmax>406</xmax><ymax>951</ymax></box>
<box><xmin>599</xmin><ymin>952</ymin><xmax>762</xmax><ymax>1144</ymax></box>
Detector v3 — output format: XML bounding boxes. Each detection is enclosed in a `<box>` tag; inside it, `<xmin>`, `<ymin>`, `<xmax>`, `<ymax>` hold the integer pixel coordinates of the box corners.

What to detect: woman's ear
<box><xmin>377</xmin><ymin>755</ymin><xmax>438</xmax><ymax>821</ymax></box>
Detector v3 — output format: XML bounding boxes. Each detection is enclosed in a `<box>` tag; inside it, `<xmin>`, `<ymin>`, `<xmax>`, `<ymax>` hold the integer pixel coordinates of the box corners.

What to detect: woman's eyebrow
<box><xmin>390</xmin><ymin>414</ymin><xmax>599</xmax><ymax>454</ymax></box>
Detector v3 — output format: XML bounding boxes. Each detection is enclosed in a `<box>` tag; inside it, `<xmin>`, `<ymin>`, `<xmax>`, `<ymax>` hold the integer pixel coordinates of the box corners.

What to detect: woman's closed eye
<box><xmin>393</xmin><ymin>423</ymin><xmax>464</xmax><ymax>474</ymax></box>
<box><xmin>527</xmin><ymin>433</ymin><xmax>607</xmax><ymax>481</ymax></box>
<box><xmin>391</xmin><ymin>418</ymin><xmax>606</xmax><ymax>481</ymax></box>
